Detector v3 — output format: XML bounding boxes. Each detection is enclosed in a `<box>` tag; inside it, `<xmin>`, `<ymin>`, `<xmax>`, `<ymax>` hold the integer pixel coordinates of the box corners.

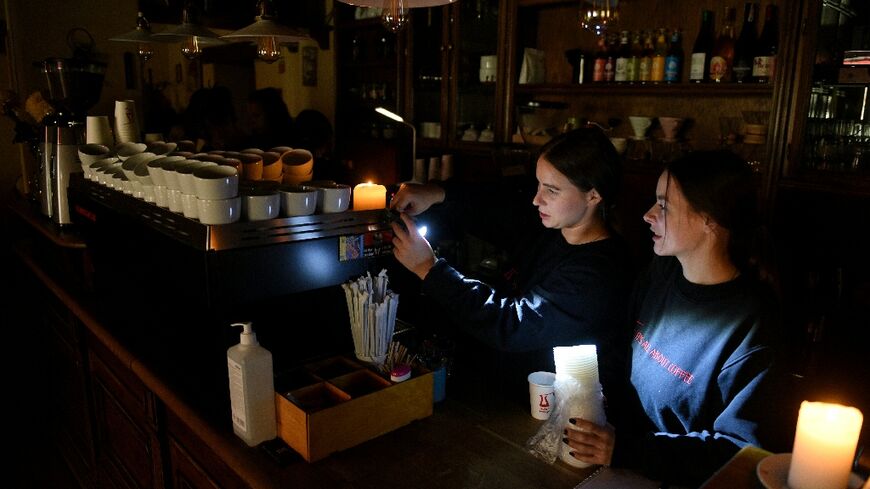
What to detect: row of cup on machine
<box><xmin>81</xmin><ymin>151</ymin><xmax>350</xmax><ymax>224</ymax></box>
<box><xmin>78</xmin><ymin>141</ymin><xmax>316</xmax><ymax>185</ymax></box>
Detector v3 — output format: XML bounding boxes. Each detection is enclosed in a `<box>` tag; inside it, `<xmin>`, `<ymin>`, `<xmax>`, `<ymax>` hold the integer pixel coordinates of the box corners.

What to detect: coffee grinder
<box><xmin>37</xmin><ymin>54</ymin><xmax>106</xmax><ymax>225</ymax></box>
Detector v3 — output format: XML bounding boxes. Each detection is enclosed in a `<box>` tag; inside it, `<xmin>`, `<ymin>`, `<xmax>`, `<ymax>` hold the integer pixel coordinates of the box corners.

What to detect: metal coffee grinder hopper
<box><xmin>37</xmin><ymin>28</ymin><xmax>106</xmax><ymax>225</ymax></box>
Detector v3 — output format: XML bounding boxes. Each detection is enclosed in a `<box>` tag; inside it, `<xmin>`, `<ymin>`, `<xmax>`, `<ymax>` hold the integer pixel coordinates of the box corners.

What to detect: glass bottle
<box><xmin>592</xmin><ymin>34</ymin><xmax>607</xmax><ymax>82</ymax></box>
<box><xmin>753</xmin><ymin>4</ymin><xmax>778</xmax><ymax>83</ymax></box>
<box><xmin>650</xmin><ymin>28</ymin><xmax>668</xmax><ymax>82</ymax></box>
<box><xmin>709</xmin><ymin>6</ymin><xmax>736</xmax><ymax>83</ymax></box>
<box><xmin>627</xmin><ymin>31</ymin><xmax>642</xmax><ymax>83</ymax></box>
<box><xmin>604</xmin><ymin>32</ymin><xmax>617</xmax><ymax>82</ymax></box>
<box><xmin>733</xmin><ymin>2</ymin><xmax>758</xmax><ymax>83</ymax></box>
<box><xmin>614</xmin><ymin>30</ymin><xmax>630</xmax><ymax>82</ymax></box>
<box><xmin>689</xmin><ymin>10</ymin><xmax>715</xmax><ymax>83</ymax></box>
<box><xmin>639</xmin><ymin>30</ymin><xmax>654</xmax><ymax>82</ymax></box>
<box><xmin>664</xmin><ymin>28</ymin><xmax>683</xmax><ymax>83</ymax></box>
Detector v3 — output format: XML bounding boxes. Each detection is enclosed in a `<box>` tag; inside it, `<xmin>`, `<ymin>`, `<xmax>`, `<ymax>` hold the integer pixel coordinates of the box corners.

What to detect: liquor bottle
<box><xmin>689</xmin><ymin>10</ymin><xmax>714</xmax><ymax>82</ymax></box>
<box><xmin>733</xmin><ymin>3</ymin><xmax>758</xmax><ymax>83</ymax></box>
<box><xmin>664</xmin><ymin>29</ymin><xmax>683</xmax><ymax>83</ymax></box>
<box><xmin>627</xmin><ymin>31</ymin><xmax>642</xmax><ymax>83</ymax></box>
<box><xmin>614</xmin><ymin>30</ymin><xmax>630</xmax><ymax>82</ymax></box>
<box><xmin>651</xmin><ymin>28</ymin><xmax>667</xmax><ymax>82</ymax></box>
<box><xmin>709</xmin><ymin>7</ymin><xmax>736</xmax><ymax>83</ymax></box>
<box><xmin>639</xmin><ymin>30</ymin><xmax>654</xmax><ymax>82</ymax></box>
<box><xmin>592</xmin><ymin>34</ymin><xmax>607</xmax><ymax>82</ymax></box>
<box><xmin>604</xmin><ymin>32</ymin><xmax>617</xmax><ymax>82</ymax></box>
<box><xmin>753</xmin><ymin>4</ymin><xmax>778</xmax><ymax>83</ymax></box>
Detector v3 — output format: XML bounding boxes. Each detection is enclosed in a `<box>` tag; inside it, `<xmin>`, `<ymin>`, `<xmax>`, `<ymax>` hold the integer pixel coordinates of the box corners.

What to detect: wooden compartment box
<box><xmin>274</xmin><ymin>356</ymin><xmax>434</xmax><ymax>462</ymax></box>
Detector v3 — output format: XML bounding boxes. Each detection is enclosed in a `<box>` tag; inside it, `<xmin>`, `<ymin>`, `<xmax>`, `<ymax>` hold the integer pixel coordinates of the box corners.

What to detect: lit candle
<box><xmin>352</xmin><ymin>182</ymin><xmax>387</xmax><ymax>211</ymax></box>
<box><xmin>788</xmin><ymin>401</ymin><xmax>864</xmax><ymax>489</ymax></box>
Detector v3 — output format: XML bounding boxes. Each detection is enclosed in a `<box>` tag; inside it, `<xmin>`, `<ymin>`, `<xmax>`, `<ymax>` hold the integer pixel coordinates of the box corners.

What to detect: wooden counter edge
<box><xmin>14</xmin><ymin>245</ymin><xmax>282</xmax><ymax>489</ymax></box>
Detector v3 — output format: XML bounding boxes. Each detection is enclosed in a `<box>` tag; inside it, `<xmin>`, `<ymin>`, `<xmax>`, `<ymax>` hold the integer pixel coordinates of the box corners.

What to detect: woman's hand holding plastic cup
<box><xmin>562</xmin><ymin>418</ymin><xmax>616</xmax><ymax>467</ymax></box>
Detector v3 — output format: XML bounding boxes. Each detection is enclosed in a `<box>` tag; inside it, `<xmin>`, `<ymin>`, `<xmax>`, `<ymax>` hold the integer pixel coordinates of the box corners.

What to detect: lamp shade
<box><xmin>153</xmin><ymin>23</ymin><xmax>226</xmax><ymax>46</ymax></box>
<box><xmin>222</xmin><ymin>19</ymin><xmax>310</xmax><ymax>43</ymax></box>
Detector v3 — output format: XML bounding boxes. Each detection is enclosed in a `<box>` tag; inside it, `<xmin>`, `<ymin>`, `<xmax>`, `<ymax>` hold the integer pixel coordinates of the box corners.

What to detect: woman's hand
<box><xmin>390</xmin><ymin>182</ymin><xmax>446</xmax><ymax>216</ymax></box>
<box><xmin>391</xmin><ymin>213</ymin><xmax>437</xmax><ymax>280</ymax></box>
<box><xmin>563</xmin><ymin>418</ymin><xmax>616</xmax><ymax>467</ymax></box>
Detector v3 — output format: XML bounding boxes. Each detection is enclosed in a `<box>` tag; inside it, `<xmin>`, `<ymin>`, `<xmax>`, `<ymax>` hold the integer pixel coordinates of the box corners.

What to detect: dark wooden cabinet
<box><xmin>167</xmin><ymin>437</ymin><xmax>222</xmax><ymax>489</ymax></box>
<box><xmin>89</xmin><ymin>337</ymin><xmax>165</xmax><ymax>489</ymax></box>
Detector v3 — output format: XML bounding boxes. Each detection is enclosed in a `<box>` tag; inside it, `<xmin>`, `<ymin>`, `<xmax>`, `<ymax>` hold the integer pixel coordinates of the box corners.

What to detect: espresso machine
<box><xmin>37</xmin><ymin>56</ymin><xmax>106</xmax><ymax>225</ymax></box>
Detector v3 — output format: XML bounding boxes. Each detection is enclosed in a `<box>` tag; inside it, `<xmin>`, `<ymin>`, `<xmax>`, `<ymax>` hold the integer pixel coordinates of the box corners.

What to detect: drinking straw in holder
<box><xmin>341</xmin><ymin>269</ymin><xmax>399</xmax><ymax>367</ymax></box>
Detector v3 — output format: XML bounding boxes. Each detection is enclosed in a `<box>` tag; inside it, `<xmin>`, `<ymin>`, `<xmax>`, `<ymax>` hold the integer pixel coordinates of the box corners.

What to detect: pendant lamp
<box><xmin>153</xmin><ymin>3</ymin><xmax>225</xmax><ymax>60</ymax></box>
<box><xmin>222</xmin><ymin>0</ymin><xmax>310</xmax><ymax>63</ymax></box>
<box><xmin>336</xmin><ymin>0</ymin><xmax>458</xmax><ymax>33</ymax></box>
<box><xmin>109</xmin><ymin>12</ymin><xmax>160</xmax><ymax>61</ymax></box>
<box><xmin>579</xmin><ymin>0</ymin><xmax>620</xmax><ymax>36</ymax></box>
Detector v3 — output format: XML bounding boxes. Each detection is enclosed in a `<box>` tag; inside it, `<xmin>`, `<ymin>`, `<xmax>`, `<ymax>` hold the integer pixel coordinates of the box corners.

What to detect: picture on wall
<box><xmin>302</xmin><ymin>46</ymin><xmax>317</xmax><ymax>87</ymax></box>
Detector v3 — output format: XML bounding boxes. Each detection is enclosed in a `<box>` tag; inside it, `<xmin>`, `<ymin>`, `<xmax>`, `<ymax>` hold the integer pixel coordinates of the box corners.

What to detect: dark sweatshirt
<box><xmin>619</xmin><ymin>256</ymin><xmax>788</xmax><ymax>487</ymax></box>
<box><xmin>414</xmin><ymin>179</ymin><xmax>634</xmax><ymax>407</ymax></box>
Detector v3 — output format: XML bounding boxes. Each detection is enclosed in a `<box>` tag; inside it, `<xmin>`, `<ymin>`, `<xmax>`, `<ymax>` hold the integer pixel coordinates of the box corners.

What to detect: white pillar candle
<box><xmin>352</xmin><ymin>182</ymin><xmax>387</xmax><ymax>211</ymax></box>
<box><xmin>788</xmin><ymin>401</ymin><xmax>864</xmax><ymax>489</ymax></box>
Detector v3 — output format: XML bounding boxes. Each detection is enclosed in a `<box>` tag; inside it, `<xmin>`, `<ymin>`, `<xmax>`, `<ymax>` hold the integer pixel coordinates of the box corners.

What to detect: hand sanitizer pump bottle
<box><xmin>227</xmin><ymin>322</ymin><xmax>277</xmax><ymax>446</ymax></box>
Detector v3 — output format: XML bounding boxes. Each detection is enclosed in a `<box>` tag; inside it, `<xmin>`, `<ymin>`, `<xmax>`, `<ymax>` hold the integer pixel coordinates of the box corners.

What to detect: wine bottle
<box><xmin>627</xmin><ymin>31</ymin><xmax>642</xmax><ymax>83</ymax></box>
<box><xmin>604</xmin><ymin>32</ymin><xmax>617</xmax><ymax>82</ymax></box>
<box><xmin>664</xmin><ymin>29</ymin><xmax>683</xmax><ymax>83</ymax></box>
<box><xmin>753</xmin><ymin>4</ymin><xmax>778</xmax><ymax>83</ymax></box>
<box><xmin>733</xmin><ymin>3</ymin><xmax>758</xmax><ymax>83</ymax></box>
<box><xmin>651</xmin><ymin>28</ymin><xmax>668</xmax><ymax>83</ymax></box>
<box><xmin>614</xmin><ymin>30</ymin><xmax>631</xmax><ymax>82</ymax></box>
<box><xmin>639</xmin><ymin>30</ymin><xmax>654</xmax><ymax>83</ymax></box>
<box><xmin>689</xmin><ymin>10</ymin><xmax>714</xmax><ymax>83</ymax></box>
<box><xmin>592</xmin><ymin>34</ymin><xmax>607</xmax><ymax>82</ymax></box>
<box><xmin>709</xmin><ymin>7</ymin><xmax>736</xmax><ymax>83</ymax></box>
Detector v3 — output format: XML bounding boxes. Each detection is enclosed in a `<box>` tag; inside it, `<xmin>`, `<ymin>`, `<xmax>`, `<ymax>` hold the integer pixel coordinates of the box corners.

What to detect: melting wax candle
<box><xmin>352</xmin><ymin>182</ymin><xmax>387</xmax><ymax>211</ymax></box>
<box><xmin>787</xmin><ymin>401</ymin><xmax>864</xmax><ymax>489</ymax></box>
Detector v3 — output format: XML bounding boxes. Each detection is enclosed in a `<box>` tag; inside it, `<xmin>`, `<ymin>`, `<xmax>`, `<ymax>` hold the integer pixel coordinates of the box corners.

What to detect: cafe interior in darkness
<box><xmin>1</xmin><ymin>0</ymin><xmax>868</xmax><ymax>488</ymax></box>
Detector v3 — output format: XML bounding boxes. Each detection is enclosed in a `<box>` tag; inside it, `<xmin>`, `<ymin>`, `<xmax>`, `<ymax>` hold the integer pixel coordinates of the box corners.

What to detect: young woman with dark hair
<box><xmin>564</xmin><ymin>150</ymin><xmax>791</xmax><ymax>486</ymax></box>
<box><xmin>389</xmin><ymin>127</ymin><xmax>634</xmax><ymax>410</ymax></box>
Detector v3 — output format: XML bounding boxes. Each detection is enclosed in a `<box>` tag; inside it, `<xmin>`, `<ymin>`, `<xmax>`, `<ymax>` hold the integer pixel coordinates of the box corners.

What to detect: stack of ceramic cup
<box><xmin>553</xmin><ymin>344</ymin><xmax>607</xmax><ymax>469</ymax></box>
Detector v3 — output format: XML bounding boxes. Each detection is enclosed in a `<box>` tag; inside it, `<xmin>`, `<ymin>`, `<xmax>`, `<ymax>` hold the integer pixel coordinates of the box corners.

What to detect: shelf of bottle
<box><xmin>515</xmin><ymin>82</ymin><xmax>774</xmax><ymax>97</ymax></box>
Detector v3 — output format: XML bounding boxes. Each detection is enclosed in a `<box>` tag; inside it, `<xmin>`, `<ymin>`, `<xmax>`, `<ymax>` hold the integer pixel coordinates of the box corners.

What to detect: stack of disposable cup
<box><xmin>554</xmin><ymin>344</ymin><xmax>606</xmax><ymax>469</ymax></box>
<box><xmin>86</xmin><ymin>116</ymin><xmax>114</xmax><ymax>146</ymax></box>
<box><xmin>114</xmin><ymin>100</ymin><xmax>141</xmax><ymax>143</ymax></box>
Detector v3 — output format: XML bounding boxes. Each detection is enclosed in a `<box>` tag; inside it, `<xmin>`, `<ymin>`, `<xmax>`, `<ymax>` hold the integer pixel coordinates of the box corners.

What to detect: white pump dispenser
<box><xmin>227</xmin><ymin>322</ymin><xmax>277</xmax><ymax>446</ymax></box>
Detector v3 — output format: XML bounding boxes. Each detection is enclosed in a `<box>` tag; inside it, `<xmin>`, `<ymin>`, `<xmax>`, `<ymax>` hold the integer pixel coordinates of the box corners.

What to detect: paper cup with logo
<box><xmin>528</xmin><ymin>371</ymin><xmax>556</xmax><ymax>420</ymax></box>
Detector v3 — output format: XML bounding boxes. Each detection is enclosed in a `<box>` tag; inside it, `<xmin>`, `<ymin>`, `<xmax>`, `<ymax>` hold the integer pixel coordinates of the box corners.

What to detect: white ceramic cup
<box><xmin>528</xmin><ymin>371</ymin><xmax>556</xmax><ymax>420</ymax></box>
<box><xmin>279</xmin><ymin>185</ymin><xmax>318</xmax><ymax>216</ymax></box>
<box><xmin>78</xmin><ymin>143</ymin><xmax>112</xmax><ymax>166</ymax></box>
<box><xmin>241</xmin><ymin>190</ymin><xmax>280</xmax><ymax>221</ymax></box>
<box><xmin>196</xmin><ymin>196</ymin><xmax>241</xmax><ymax>225</ymax></box>
<box><xmin>180</xmin><ymin>193</ymin><xmax>199</xmax><ymax>219</ymax></box>
<box><xmin>314</xmin><ymin>183</ymin><xmax>351</xmax><ymax>213</ymax></box>
<box><xmin>192</xmin><ymin>165</ymin><xmax>239</xmax><ymax>200</ymax></box>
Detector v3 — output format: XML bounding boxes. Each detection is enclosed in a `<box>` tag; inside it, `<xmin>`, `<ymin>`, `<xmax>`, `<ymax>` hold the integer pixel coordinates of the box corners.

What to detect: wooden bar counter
<box><xmin>4</xmin><ymin>197</ymin><xmax>594</xmax><ymax>489</ymax></box>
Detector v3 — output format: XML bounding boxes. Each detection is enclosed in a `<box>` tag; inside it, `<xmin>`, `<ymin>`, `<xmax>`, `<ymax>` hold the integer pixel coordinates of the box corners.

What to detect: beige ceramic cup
<box><xmin>238</xmin><ymin>153</ymin><xmax>264</xmax><ymax>181</ymax></box>
<box><xmin>261</xmin><ymin>151</ymin><xmax>283</xmax><ymax>182</ymax></box>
